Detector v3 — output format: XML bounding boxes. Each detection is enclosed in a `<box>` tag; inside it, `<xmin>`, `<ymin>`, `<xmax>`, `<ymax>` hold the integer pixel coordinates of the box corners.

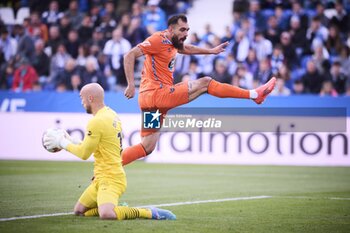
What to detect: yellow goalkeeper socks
<box><xmin>114</xmin><ymin>206</ymin><xmax>152</xmax><ymax>220</ymax></box>
<box><xmin>84</xmin><ymin>208</ymin><xmax>99</xmax><ymax>217</ymax></box>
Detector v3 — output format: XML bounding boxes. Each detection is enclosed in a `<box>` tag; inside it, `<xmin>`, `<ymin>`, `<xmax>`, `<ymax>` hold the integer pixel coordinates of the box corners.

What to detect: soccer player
<box><xmin>121</xmin><ymin>14</ymin><xmax>276</xmax><ymax>166</ymax></box>
<box><xmin>43</xmin><ymin>83</ymin><xmax>176</xmax><ymax>220</ymax></box>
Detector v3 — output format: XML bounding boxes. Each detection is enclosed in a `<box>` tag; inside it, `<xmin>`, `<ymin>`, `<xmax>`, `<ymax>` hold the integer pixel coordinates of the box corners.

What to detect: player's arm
<box><xmin>65</xmin><ymin>119</ymin><xmax>100</xmax><ymax>160</ymax></box>
<box><xmin>178</xmin><ymin>41</ymin><xmax>229</xmax><ymax>55</ymax></box>
<box><xmin>123</xmin><ymin>46</ymin><xmax>143</xmax><ymax>99</ymax></box>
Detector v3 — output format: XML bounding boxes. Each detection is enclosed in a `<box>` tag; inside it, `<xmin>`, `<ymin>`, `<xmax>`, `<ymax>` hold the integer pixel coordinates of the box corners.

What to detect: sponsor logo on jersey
<box><xmin>162</xmin><ymin>40</ymin><xmax>172</xmax><ymax>44</ymax></box>
<box><xmin>168</xmin><ymin>58</ymin><xmax>175</xmax><ymax>71</ymax></box>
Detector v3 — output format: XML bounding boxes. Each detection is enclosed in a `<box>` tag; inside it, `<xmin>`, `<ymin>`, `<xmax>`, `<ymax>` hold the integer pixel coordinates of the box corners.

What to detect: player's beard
<box><xmin>171</xmin><ymin>35</ymin><xmax>185</xmax><ymax>50</ymax></box>
<box><xmin>86</xmin><ymin>105</ymin><xmax>92</xmax><ymax>114</ymax></box>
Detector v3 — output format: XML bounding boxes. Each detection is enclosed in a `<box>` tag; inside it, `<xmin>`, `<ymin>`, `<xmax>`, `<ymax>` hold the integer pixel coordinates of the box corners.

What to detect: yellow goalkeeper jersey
<box><xmin>67</xmin><ymin>106</ymin><xmax>125</xmax><ymax>180</ymax></box>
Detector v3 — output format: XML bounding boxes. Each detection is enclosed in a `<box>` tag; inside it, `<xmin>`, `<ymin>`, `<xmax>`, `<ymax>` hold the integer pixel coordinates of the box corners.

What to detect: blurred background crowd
<box><xmin>0</xmin><ymin>0</ymin><xmax>349</xmax><ymax>96</ymax></box>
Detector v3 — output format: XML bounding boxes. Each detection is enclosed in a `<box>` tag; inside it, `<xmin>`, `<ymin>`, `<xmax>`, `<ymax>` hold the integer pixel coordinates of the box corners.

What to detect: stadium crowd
<box><xmin>0</xmin><ymin>0</ymin><xmax>349</xmax><ymax>96</ymax></box>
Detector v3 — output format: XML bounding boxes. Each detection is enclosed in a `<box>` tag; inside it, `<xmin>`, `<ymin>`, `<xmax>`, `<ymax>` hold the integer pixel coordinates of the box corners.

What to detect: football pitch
<box><xmin>0</xmin><ymin>161</ymin><xmax>349</xmax><ymax>233</ymax></box>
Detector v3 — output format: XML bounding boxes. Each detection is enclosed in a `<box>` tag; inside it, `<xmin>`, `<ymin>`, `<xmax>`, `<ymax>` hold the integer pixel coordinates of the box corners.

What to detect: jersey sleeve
<box><xmin>137</xmin><ymin>33</ymin><xmax>162</xmax><ymax>55</ymax></box>
<box><xmin>66</xmin><ymin>118</ymin><xmax>101</xmax><ymax>160</ymax></box>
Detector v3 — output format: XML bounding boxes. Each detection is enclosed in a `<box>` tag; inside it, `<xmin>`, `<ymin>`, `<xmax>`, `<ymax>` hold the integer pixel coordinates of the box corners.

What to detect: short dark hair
<box><xmin>167</xmin><ymin>14</ymin><xmax>187</xmax><ymax>27</ymax></box>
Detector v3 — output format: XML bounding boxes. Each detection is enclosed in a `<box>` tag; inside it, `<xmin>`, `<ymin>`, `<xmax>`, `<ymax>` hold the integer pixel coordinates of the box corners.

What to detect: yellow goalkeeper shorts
<box><xmin>78</xmin><ymin>176</ymin><xmax>127</xmax><ymax>208</ymax></box>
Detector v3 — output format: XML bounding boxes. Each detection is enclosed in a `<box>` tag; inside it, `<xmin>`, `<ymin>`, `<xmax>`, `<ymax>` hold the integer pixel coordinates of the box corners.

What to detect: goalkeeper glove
<box><xmin>43</xmin><ymin>129</ymin><xmax>71</xmax><ymax>150</ymax></box>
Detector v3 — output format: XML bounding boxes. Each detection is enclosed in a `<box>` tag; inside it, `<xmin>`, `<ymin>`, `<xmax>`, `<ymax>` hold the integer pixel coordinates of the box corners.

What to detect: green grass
<box><xmin>0</xmin><ymin>161</ymin><xmax>349</xmax><ymax>233</ymax></box>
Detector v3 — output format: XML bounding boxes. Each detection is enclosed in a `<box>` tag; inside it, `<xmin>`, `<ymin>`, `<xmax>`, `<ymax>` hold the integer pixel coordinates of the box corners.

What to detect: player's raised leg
<box><xmin>188</xmin><ymin>76</ymin><xmax>276</xmax><ymax>104</ymax></box>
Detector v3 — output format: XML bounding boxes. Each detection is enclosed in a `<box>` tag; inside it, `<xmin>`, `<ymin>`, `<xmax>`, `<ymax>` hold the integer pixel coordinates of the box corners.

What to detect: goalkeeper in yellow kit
<box><xmin>43</xmin><ymin>83</ymin><xmax>176</xmax><ymax>220</ymax></box>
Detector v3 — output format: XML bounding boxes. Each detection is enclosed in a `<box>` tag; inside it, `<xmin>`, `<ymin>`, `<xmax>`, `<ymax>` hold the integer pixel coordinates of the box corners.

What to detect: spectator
<box><xmin>15</xmin><ymin>24</ymin><xmax>35</xmax><ymax>63</ymax></box>
<box><xmin>277</xmin><ymin>64</ymin><xmax>292</xmax><ymax>88</ymax></box>
<box><xmin>280</xmin><ymin>31</ymin><xmax>298</xmax><ymax>69</ymax></box>
<box><xmin>65</xmin><ymin>30</ymin><xmax>80</xmax><ymax>58</ymax></box>
<box><xmin>59</xmin><ymin>15</ymin><xmax>72</xmax><ymax>40</ymax></box>
<box><xmin>292</xmin><ymin>79</ymin><xmax>306</xmax><ymax>94</ymax></box>
<box><xmin>125</xmin><ymin>16</ymin><xmax>147</xmax><ymax>47</ymax></box>
<box><xmin>325</xmin><ymin>25</ymin><xmax>343</xmax><ymax>56</ymax></box>
<box><xmin>240</xmin><ymin>17</ymin><xmax>255</xmax><ymax>42</ymax></box>
<box><xmin>103</xmin><ymin>27</ymin><xmax>131</xmax><ymax>86</ymax></box>
<box><xmin>0</xmin><ymin>59</ymin><xmax>15</xmax><ymax>90</ymax></box>
<box><xmin>32</xmin><ymin>39</ymin><xmax>50</xmax><ymax>89</ymax></box>
<box><xmin>289</xmin><ymin>15</ymin><xmax>307</xmax><ymax>57</ymax></box>
<box><xmin>201</xmin><ymin>24</ymin><xmax>215</xmax><ymax>44</ymax></box>
<box><xmin>329</xmin><ymin>0</ymin><xmax>349</xmax><ymax>35</ymax></box>
<box><xmin>142</xmin><ymin>0</ymin><xmax>167</xmax><ymax>36</ymax></box>
<box><xmin>235</xmin><ymin>63</ymin><xmax>254</xmax><ymax>89</ymax></box>
<box><xmin>252</xmin><ymin>31</ymin><xmax>273</xmax><ymax>61</ymax></box>
<box><xmin>0</xmin><ymin>27</ymin><xmax>17</xmax><ymax>62</ymax></box>
<box><xmin>120</xmin><ymin>12</ymin><xmax>131</xmax><ymax>37</ymax></box>
<box><xmin>81</xmin><ymin>57</ymin><xmax>109</xmax><ymax>90</ymax></box>
<box><xmin>101</xmin><ymin>0</ymin><xmax>118</xmax><ymax>21</ymax></box>
<box><xmin>41</xmin><ymin>0</ymin><xmax>64</xmax><ymax>27</ymax></box>
<box><xmin>50</xmin><ymin>43</ymin><xmax>71</xmax><ymax>79</ymax></box>
<box><xmin>12</xmin><ymin>58</ymin><xmax>38</xmax><ymax>92</ymax></box>
<box><xmin>226</xmin><ymin>53</ymin><xmax>238</xmax><ymax>76</ymax></box>
<box><xmin>87</xmin><ymin>27</ymin><xmax>106</xmax><ymax>49</ymax></box>
<box><xmin>289</xmin><ymin>0</ymin><xmax>309</xmax><ymax>33</ymax></box>
<box><xmin>306</xmin><ymin>16</ymin><xmax>329</xmax><ymax>52</ymax></box>
<box><xmin>78</xmin><ymin>15</ymin><xmax>93</xmax><ymax>44</ymax></box>
<box><xmin>76</xmin><ymin>44</ymin><xmax>90</xmax><ymax>67</ymax></box>
<box><xmin>311</xmin><ymin>42</ymin><xmax>330</xmax><ymax>75</ymax></box>
<box><xmin>320</xmin><ymin>80</ymin><xmax>338</xmax><ymax>96</ymax></box>
<box><xmin>302</xmin><ymin>60</ymin><xmax>326</xmax><ymax>94</ymax></box>
<box><xmin>70</xmin><ymin>73</ymin><xmax>82</xmax><ymax>91</ymax></box>
<box><xmin>244</xmin><ymin>48</ymin><xmax>259</xmax><ymax>76</ymax></box>
<box><xmin>315</xmin><ymin>1</ymin><xmax>329</xmax><ymax>27</ymax></box>
<box><xmin>230</xmin><ymin>29</ymin><xmax>250</xmax><ymax>62</ymax></box>
<box><xmin>196</xmin><ymin>42</ymin><xmax>215</xmax><ymax>75</ymax></box>
<box><xmin>89</xmin><ymin>4</ymin><xmax>102</xmax><ymax>28</ymax></box>
<box><xmin>339</xmin><ymin>46</ymin><xmax>350</xmax><ymax>77</ymax></box>
<box><xmin>53</xmin><ymin>58</ymin><xmax>77</xmax><ymax>90</ymax></box>
<box><xmin>65</xmin><ymin>0</ymin><xmax>84</xmax><ymax>29</ymax></box>
<box><xmin>254</xmin><ymin>58</ymin><xmax>273</xmax><ymax>85</ymax></box>
<box><xmin>222</xmin><ymin>26</ymin><xmax>233</xmax><ymax>43</ymax></box>
<box><xmin>264</xmin><ymin>15</ymin><xmax>282</xmax><ymax>45</ymax></box>
<box><xmin>174</xmin><ymin>53</ymin><xmax>192</xmax><ymax>80</ymax></box>
<box><xmin>130</xmin><ymin>2</ymin><xmax>143</xmax><ymax>22</ymax></box>
<box><xmin>330</xmin><ymin>61</ymin><xmax>348</xmax><ymax>94</ymax></box>
<box><xmin>246</xmin><ymin>0</ymin><xmax>266</xmax><ymax>31</ymax></box>
<box><xmin>187</xmin><ymin>59</ymin><xmax>202</xmax><ymax>81</ymax></box>
<box><xmin>46</xmin><ymin>25</ymin><xmax>62</xmax><ymax>56</ymax></box>
<box><xmin>210</xmin><ymin>58</ymin><xmax>231</xmax><ymax>84</ymax></box>
<box><xmin>271</xmin><ymin>77</ymin><xmax>291</xmax><ymax>96</ymax></box>
<box><xmin>29</xmin><ymin>12</ymin><xmax>49</xmax><ymax>43</ymax></box>
<box><xmin>274</xmin><ymin>4</ymin><xmax>289</xmax><ymax>31</ymax></box>
<box><xmin>189</xmin><ymin>32</ymin><xmax>200</xmax><ymax>46</ymax></box>
<box><xmin>270</xmin><ymin>44</ymin><xmax>284</xmax><ymax>75</ymax></box>
<box><xmin>99</xmin><ymin>13</ymin><xmax>117</xmax><ymax>40</ymax></box>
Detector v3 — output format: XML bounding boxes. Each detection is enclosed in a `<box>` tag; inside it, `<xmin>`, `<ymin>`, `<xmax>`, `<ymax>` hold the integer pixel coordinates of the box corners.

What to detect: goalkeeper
<box><xmin>43</xmin><ymin>83</ymin><xmax>176</xmax><ymax>220</ymax></box>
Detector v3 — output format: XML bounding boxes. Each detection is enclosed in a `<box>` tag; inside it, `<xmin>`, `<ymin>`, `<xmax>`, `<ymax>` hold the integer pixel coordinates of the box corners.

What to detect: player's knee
<box><xmin>198</xmin><ymin>76</ymin><xmax>212</xmax><ymax>89</ymax></box>
<box><xmin>99</xmin><ymin>210</ymin><xmax>116</xmax><ymax>220</ymax></box>
<box><xmin>143</xmin><ymin>142</ymin><xmax>156</xmax><ymax>155</ymax></box>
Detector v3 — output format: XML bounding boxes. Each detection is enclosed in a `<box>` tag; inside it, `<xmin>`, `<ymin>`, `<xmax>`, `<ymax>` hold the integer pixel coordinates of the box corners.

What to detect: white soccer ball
<box><xmin>42</xmin><ymin>128</ymin><xmax>62</xmax><ymax>153</ymax></box>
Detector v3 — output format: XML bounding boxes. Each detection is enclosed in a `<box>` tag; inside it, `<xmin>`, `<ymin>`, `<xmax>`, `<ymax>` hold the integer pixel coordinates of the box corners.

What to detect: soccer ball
<box><xmin>42</xmin><ymin>128</ymin><xmax>62</xmax><ymax>153</ymax></box>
